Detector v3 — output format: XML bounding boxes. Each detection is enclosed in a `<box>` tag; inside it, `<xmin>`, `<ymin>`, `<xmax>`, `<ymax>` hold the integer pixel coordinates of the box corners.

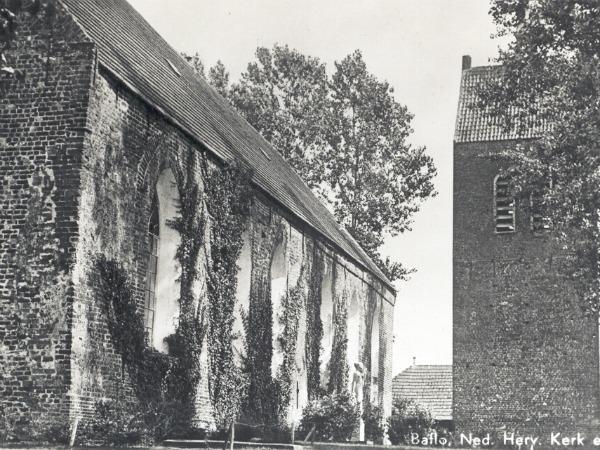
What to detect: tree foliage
<box><xmin>183</xmin><ymin>46</ymin><xmax>437</xmax><ymax>282</ymax></box>
<box><xmin>299</xmin><ymin>391</ymin><xmax>360</xmax><ymax>442</ymax></box>
<box><xmin>229</xmin><ymin>45</ymin><xmax>330</xmax><ymax>188</ymax></box>
<box><xmin>482</xmin><ymin>0</ymin><xmax>600</xmax><ymax>313</ymax></box>
<box><xmin>323</xmin><ymin>51</ymin><xmax>436</xmax><ymax>277</ymax></box>
<box><xmin>386</xmin><ymin>398</ymin><xmax>433</xmax><ymax>446</ymax></box>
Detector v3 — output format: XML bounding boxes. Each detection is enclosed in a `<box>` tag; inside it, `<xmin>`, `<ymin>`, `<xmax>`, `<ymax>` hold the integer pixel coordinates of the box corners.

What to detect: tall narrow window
<box><xmin>530</xmin><ymin>178</ymin><xmax>553</xmax><ymax>232</ymax></box>
<box><xmin>370</xmin><ymin>302</ymin><xmax>380</xmax><ymax>404</ymax></box>
<box><xmin>144</xmin><ymin>192</ymin><xmax>159</xmax><ymax>345</ymax></box>
<box><xmin>494</xmin><ymin>175</ymin><xmax>515</xmax><ymax>233</ymax></box>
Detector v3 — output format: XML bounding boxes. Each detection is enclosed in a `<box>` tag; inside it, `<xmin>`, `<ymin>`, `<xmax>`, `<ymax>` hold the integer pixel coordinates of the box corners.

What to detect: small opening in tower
<box><xmin>494</xmin><ymin>175</ymin><xmax>515</xmax><ymax>233</ymax></box>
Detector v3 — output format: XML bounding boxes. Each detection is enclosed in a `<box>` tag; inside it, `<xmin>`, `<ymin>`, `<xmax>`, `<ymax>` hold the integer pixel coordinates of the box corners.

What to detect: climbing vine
<box><xmin>96</xmin><ymin>257</ymin><xmax>145</xmax><ymax>371</ymax></box>
<box><xmin>93</xmin><ymin>150</ymin><xmax>210</xmax><ymax>438</ymax></box>
<box><xmin>203</xmin><ymin>158</ymin><xmax>252</xmax><ymax>428</ymax></box>
<box><xmin>242</xmin><ymin>219</ymin><xmax>285</xmax><ymax>424</ymax></box>
<box><xmin>275</xmin><ymin>280</ymin><xmax>305</xmax><ymax>421</ymax></box>
<box><xmin>167</xmin><ymin>151</ymin><xmax>208</xmax><ymax>417</ymax></box>
<box><xmin>305</xmin><ymin>246</ymin><xmax>324</xmax><ymax>400</ymax></box>
<box><xmin>328</xmin><ymin>263</ymin><xmax>349</xmax><ymax>395</ymax></box>
<box><xmin>94</xmin><ymin>256</ymin><xmax>188</xmax><ymax>442</ymax></box>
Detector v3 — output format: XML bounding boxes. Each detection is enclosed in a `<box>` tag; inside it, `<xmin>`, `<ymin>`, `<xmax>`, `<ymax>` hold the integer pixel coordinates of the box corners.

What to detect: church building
<box><xmin>0</xmin><ymin>0</ymin><xmax>394</xmax><ymax>438</ymax></box>
<box><xmin>453</xmin><ymin>55</ymin><xmax>599</xmax><ymax>437</ymax></box>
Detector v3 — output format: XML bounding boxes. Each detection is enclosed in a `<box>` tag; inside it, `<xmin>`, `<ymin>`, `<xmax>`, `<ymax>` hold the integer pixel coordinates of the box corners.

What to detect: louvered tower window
<box><xmin>494</xmin><ymin>175</ymin><xmax>515</xmax><ymax>233</ymax></box>
<box><xmin>530</xmin><ymin>178</ymin><xmax>553</xmax><ymax>232</ymax></box>
<box><xmin>144</xmin><ymin>192</ymin><xmax>159</xmax><ymax>345</ymax></box>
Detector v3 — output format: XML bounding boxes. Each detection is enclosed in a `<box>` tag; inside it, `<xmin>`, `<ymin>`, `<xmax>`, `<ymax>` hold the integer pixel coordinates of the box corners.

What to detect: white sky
<box><xmin>128</xmin><ymin>0</ymin><xmax>503</xmax><ymax>375</ymax></box>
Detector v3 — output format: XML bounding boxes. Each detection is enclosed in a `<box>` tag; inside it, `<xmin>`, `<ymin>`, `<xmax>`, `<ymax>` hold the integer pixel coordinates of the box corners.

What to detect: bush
<box><xmin>363</xmin><ymin>402</ymin><xmax>385</xmax><ymax>444</ymax></box>
<box><xmin>76</xmin><ymin>399</ymin><xmax>146</xmax><ymax>446</ymax></box>
<box><xmin>299</xmin><ymin>391</ymin><xmax>360</xmax><ymax>442</ymax></box>
<box><xmin>386</xmin><ymin>398</ymin><xmax>433</xmax><ymax>445</ymax></box>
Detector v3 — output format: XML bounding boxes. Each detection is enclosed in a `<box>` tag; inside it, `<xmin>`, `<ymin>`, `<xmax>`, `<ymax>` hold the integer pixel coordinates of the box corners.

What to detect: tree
<box><xmin>181</xmin><ymin>52</ymin><xmax>229</xmax><ymax>98</ymax></box>
<box><xmin>322</xmin><ymin>51</ymin><xmax>436</xmax><ymax>279</ymax></box>
<box><xmin>386</xmin><ymin>398</ymin><xmax>433</xmax><ymax>445</ymax></box>
<box><xmin>182</xmin><ymin>47</ymin><xmax>437</xmax><ymax>282</ymax></box>
<box><xmin>208</xmin><ymin>60</ymin><xmax>230</xmax><ymax>98</ymax></box>
<box><xmin>482</xmin><ymin>1</ymin><xmax>600</xmax><ymax>313</ymax></box>
<box><xmin>229</xmin><ymin>45</ymin><xmax>329</xmax><ymax>188</ymax></box>
<box><xmin>231</xmin><ymin>47</ymin><xmax>436</xmax><ymax>281</ymax></box>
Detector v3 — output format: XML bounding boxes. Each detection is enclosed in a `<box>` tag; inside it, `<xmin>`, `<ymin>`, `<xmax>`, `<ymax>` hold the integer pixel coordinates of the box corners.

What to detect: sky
<box><xmin>128</xmin><ymin>0</ymin><xmax>504</xmax><ymax>375</ymax></box>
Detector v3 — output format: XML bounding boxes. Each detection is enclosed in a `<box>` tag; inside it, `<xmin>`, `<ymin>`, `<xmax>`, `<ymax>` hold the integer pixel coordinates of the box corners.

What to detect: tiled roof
<box><xmin>59</xmin><ymin>0</ymin><xmax>393</xmax><ymax>293</ymax></box>
<box><xmin>454</xmin><ymin>65</ymin><xmax>549</xmax><ymax>143</ymax></box>
<box><xmin>392</xmin><ymin>365</ymin><xmax>452</xmax><ymax>420</ymax></box>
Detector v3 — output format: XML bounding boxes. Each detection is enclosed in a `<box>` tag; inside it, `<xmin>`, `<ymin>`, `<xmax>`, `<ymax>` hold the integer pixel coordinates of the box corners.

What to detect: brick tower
<box><xmin>453</xmin><ymin>56</ymin><xmax>599</xmax><ymax>439</ymax></box>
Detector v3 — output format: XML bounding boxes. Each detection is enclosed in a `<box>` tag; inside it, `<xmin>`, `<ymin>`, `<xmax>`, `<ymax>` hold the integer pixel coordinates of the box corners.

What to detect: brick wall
<box><xmin>0</xmin><ymin>1</ymin><xmax>94</xmax><ymax>434</ymax></box>
<box><xmin>453</xmin><ymin>139</ymin><xmax>599</xmax><ymax>437</ymax></box>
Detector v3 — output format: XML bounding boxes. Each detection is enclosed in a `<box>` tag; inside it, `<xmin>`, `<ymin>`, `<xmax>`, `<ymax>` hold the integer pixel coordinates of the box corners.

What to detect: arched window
<box><xmin>271</xmin><ymin>231</ymin><xmax>287</xmax><ymax>377</ymax></box>
<box><xmin>144</xmin><ymin>191</ymin><xmax>159</xmax><ymax>345</ymax></box>
<box><xmin>347</xmin><ymin>290</ymin><xmax>360</xmax><ymax>370</ymax></box>
<box><xmin>320</xmin><ymin>258</ymin><xmax>334</xmax><ymax>389</ymax></box>
<box><xmin>143</xmin><ymin>169</ymin><xmax>182</xmax><ymax>353</ymax></box>
<box><xmin>370</xmin><ymin>302</ymin><xmax>380</xmax><ymax>404</ymax></box>
<box><xmin>494</xmin><ymin>175</ymin><xmax>515</xmax><ymax>233</ymax></box>
<box><xmin>232</xmin><ymin>229</ymin><xmax>252</xmax><ymax>366</ymax></box>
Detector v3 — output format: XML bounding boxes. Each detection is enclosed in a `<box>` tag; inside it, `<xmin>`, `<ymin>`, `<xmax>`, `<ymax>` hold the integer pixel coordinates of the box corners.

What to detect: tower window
<box><xmin>494</xmin><ymin>175</ymin><xmax>515</xmax><ymax>233</ymax></box>
<box><xmin>144</xmin><ymin>192</ymin><xmax>159</xmax><ymax>345</ymax></box>
<box><xmin>530</xmin><ymin>178</ymin><xmax>553</xmax><ymax>232</ymax></box>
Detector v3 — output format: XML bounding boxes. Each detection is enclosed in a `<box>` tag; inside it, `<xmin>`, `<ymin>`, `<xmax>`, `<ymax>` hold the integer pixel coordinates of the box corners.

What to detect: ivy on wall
<box><xmin>328</xmin><ymin>262</ymin><xmax>349</xmax><ymax>395</ymax></box>
<box><xmin>93</xmin><ymin>150</ymin><xmax>211</xmax><ymax>438</ymax></box>
<box><xmin>275</xmin><ymin>279</ymin><xmax>305</xmax><ymax>421</ymax></box>
<box><xmin>94</xmin><ymin>255</ymin><xmax>190</xmax><ymax>442</ymax></box>
<box><xmin>203</xmin><ymin>158</ymin><xmax>253</xmax><ymax>428</ymax></box>
<box><xmin>242</xmin><ymin>219</ymin><xmax>285</xmax><ymax>425</ymax></box>
<box><xmin>305</xmin><ymin>246</ymin><xmax>324</xmax><ymax>400</ymax></box>
<box><xmin>168</xmin><ymin>151</ymin><xmax>208</xmax><ymax>414</ymax></box>
<box><xmin>96</xmin><ymin>257</ymin><xmax>145</xmax><ymax>371</ymax></box>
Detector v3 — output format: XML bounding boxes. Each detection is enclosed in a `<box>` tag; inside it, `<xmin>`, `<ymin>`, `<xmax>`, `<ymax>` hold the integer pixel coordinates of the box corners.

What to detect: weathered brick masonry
<box><xmin>0</xmin><ymin>2</ymin><xmax>95</xmax><ymax>432</ymax></box>
<box><xmin>0</xmin><ymin>0</ymin><xmax>395</xmax><ymax>435</ymax></box>
<box><xmin>453</xmin><ymin>62</ymin><xmax>599</xmax><ymax>438</ymax></box>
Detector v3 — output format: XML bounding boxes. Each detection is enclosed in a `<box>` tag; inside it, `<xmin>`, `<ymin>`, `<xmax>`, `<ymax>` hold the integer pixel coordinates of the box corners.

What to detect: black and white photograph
<box><xmin>1</xmin><ymin>0</ymin><xmax>599</xmax><ymax>448</ymax></box>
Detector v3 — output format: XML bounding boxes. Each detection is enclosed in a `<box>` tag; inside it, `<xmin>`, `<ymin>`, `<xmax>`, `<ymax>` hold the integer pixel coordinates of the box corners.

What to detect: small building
<box><xmin>392</xmin><ymin>364</ymin><xmax>452</xmax><ymax>427</ymax></box>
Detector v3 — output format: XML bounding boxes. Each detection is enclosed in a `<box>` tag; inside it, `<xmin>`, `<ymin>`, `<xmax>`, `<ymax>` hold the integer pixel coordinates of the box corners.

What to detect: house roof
<box><xmin>392</xmin><ymin>365</ymin><xmax>452</xmax><ymax>421</ymax></box>
<box><xmin>454</xmin><ymin>65</ymin><xmax>549</xmax><ymax>143</ymax></box>
<box><xmin>59</xmin><ymin>0</ymin><xmax>394</xmax><ymax>294</ymax></box>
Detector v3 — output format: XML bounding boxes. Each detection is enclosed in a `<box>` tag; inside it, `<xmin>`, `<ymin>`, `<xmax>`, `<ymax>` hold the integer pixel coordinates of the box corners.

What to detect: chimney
<box><xmin>412</xmin><ymin>356</ymin><xmax>416</xmax><ymax>366</ymax></box>
<box><xmin>462</xmin><ymin>55</ymin><xmax>472</xmax><ymax>71</ymax></box>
